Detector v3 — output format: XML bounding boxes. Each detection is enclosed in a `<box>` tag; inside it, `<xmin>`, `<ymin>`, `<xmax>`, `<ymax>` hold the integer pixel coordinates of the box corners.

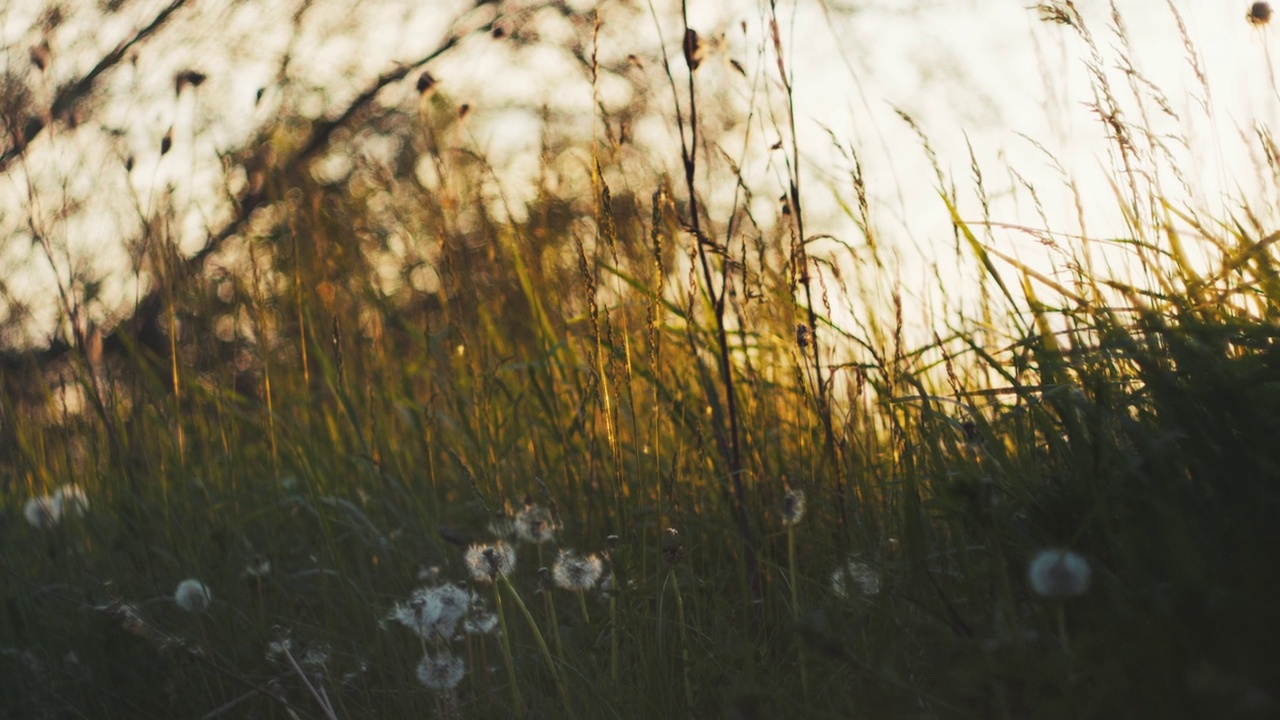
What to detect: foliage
<box><xmin>2</xmin><ymin>1</ymin><xmax>1279</xmax><ymax>718</ymax></box>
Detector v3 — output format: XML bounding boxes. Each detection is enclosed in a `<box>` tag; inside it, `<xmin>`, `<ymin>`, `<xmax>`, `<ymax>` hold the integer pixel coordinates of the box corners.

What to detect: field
<box><xmin>2</xmin><ymin>2</ymin><xmax>1279</xmax><ymax>718</ymax></box>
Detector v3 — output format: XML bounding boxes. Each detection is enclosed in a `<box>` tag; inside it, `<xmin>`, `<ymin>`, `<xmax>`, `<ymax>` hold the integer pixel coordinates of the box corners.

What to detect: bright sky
<box><xmin>2</xmin><ymin>0</ymin><xmax>1277</xmax><ymax>344</ymax></box>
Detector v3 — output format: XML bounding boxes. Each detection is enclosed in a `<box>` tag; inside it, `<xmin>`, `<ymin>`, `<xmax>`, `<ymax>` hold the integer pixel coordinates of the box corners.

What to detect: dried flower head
<box><xmin>781</xmin><ymin>488</ymin><xmax>806</xmax><ymax>526</ymax></box>
<box><xmin>23</xmin><ymin>495</ymin><xmax>61</xmax><ymax>529</ymax></box>
<box><xmin>513</xmin><ymin>502</ymin><xmax>557</xmax><ymax>544</ymax></box>
<box><xmin>552</xmin><ymin>550</ymin><xmax>604</xmax><ymax>592</ymax></box>
<box><xmin>416</xmin><ymin>649</ymin><xmax>465</xmax><ymax>692</ymax></box>
<box><xmin>174</xmin><ymin>579</ymin><xmax>212</xmax><ymax>613</ymax></box>
<box><xmin>1027</xmin><ymin>548</ymin><xmax>1091</xmax><ymax>598</ymax></box>
<box><xmin>831</xmin><ymin>559</ymin><xmax>881</xmax><ymax>599</ymax></box>
<box><xmin>1249</xmin><ymin>2</ymin><xmax>1272</xmax><ymax>25</ymax></box>
<box><xmin>465</xmin><ymin>542</ymin><xmax>516</xmax><ymax>584</ymax></box>
<box><xmin>387</xmin><ymin>583</ymin><xmax>472</xmax><ymax>640</ymax></box>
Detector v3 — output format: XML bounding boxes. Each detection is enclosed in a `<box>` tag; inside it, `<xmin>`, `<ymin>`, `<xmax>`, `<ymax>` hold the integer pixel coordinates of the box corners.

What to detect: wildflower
<box><xmin>552</xmin><ymin>550</ymin><xmax>604</xmax><ymax>592</ymax></box>
<box><xmin>465</xmin><ymin>542</ymin><xmax>516</xmax><ymax>584</ymax></box>
<box><xmin>416</xmin><ymin>648</ymin><xmax>465</xmax><ymax>692</ymax></box>
<box><xmin>831</xmin><ymin>559</ymin><xmax>881</xmax><ymax>599</ymax></box>
<box><xmin>54</xmin><ymin>484</ymin><xmax>88</xmax><ymax>517</ymax></box>
<box><xmin>1027</xmin><ymin>548</ymin><xmax>1091</xmax><ymax>598</ymax></box>
<box><xmin>1249</xmin><ymin>2</ymin><xmax>1272</xmax><ymax>25</ymax></box>
<box><xmin>174</xmin><ymin>579</ymin><xmax>212</xmax><ymax>613</ymax></box>
<box><xmin>386</xmin><ymin>584</ymin><xmax>471</xmax><ymax>640</ymax></box>
<box><xmin>780</xmin><ymin>488</ymin><xmax>806</xmax><ymax>526</ymax></box>
<box><xmin>513</xmin><ymin>501</ymin><xmax>557</xmax><ymax>544</ymax></box>
<box><xmin>23</xmin><ymin>495</ymin><xmax>61</xmax><ymax>529</ymax></box>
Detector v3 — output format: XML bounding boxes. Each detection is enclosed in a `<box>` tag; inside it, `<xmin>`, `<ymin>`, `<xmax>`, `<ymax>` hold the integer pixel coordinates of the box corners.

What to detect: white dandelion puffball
<box><xmin>781</xmin><ymin>489</ymin><xmax>806</xmax><ymax>526</ymax></box>
<box><xmin>464</xmin><ymin>542</ymin><xmax>517</xmax><ymax>584</ymax></box>
<box><xmin>23</xmin><ymin>495</ymin><xmax>61</xmax><ymax>529</ymax></box>
<box><xmin>54</xmin><ymin>484</ymin><xmax>89</xmax><ymax>517</ymax></box>
<box><xmin>513</xmin><ymin>503</ymin><xmax>558</xmax><ymax>544</ymax></box>
<box><xmin>1027</xmin><ymin>548</ymin><xmax>1091</xmax><ymax>598</ymax></box>
<box><xmin>416</xmin><ymin>649</ymin><xmax>465</xmax><ymax>692</ymax></box>
<box><xmin>387</xmin><ymin>584</ymin><xmax>472</xmax><ymax>640</ymax></box>
<box><xmin>552</xmin><ymin>549</ymin><xmax>604</xmax><ymax>592</ymax></box>
<box><xmin>174</xmin><ymin>579</ymin><xmax>213</xmax><ymax>613</ymax></box>
<box><xmin>831</xmin><ymin>559</ymin><xmax>882</xmax><ymax>599</ymax></box>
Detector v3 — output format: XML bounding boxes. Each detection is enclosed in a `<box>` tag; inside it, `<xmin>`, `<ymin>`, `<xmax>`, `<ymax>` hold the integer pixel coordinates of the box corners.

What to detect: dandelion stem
<box><xmin>492</xmin><ymin>583</ymin><xmax>525</xmax><ymax>713</ymax></box>
<box><xmin>543</xmin><ymin>581</ymin><xmax>565</xmax><ymax>660</ymax></box>
<box><xmin>609</xmin><ymin>592</ymin><xmax>619</xmax><ymax>684</ymax></box>
<box><xmin>787</xmin><ymin>524</ymin><xmax>810</xmax><ymax>704</ymax></box>
<box><xmin>669</xmin><ymin>569</ymin><xmax>695</xmax><ymax>713</ymax></box>
<box><xmin>577</xmin><ymin>589</ymin><xmax>590</xmax><ymax>625</ymax></box>
<box><xmin>499</xmin><ymin>573</ymin><xmax>575</xmax><ymax>718</ymax></box>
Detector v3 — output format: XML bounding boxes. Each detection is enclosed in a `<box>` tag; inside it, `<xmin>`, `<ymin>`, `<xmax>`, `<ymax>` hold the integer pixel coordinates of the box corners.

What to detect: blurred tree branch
<box><xmin>0</xmin><ymin>1</ymin><xmax>493</xmax><ymax>372</ymax></box>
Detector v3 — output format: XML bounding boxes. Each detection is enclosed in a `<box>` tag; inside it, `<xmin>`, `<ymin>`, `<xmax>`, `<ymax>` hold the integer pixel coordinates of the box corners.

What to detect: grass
<box><xmin>3</xmin><ymin>1</ymin><xmax>1280</xmax><ymax>717</ymax></box>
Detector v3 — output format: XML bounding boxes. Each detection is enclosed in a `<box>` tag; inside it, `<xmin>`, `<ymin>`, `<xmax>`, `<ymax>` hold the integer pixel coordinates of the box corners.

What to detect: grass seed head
<box><xmin>1027</xmin><ymin>549</ymin><xmax>1091</xmax><ymax>598</ymax></box>
<box><xmin>174</xmin><ymin>579</ymin><xmax>212</xmax><ymax>613</ymax></box>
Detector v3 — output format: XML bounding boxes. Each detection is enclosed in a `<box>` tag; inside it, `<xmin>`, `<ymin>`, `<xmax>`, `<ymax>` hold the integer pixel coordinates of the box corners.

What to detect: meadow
<box><xmin>2</xmin><ymin>1</ymin><xmax>1279</xmax><ymax>718</ymax></box>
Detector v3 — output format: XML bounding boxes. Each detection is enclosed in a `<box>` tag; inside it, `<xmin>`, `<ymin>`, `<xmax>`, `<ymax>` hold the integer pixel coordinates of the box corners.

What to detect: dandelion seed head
<box><xmin>54</xmin><ymin>484</ymin><xmax>88</xmax><ymax>517</ymax></box>
<box><xmin>243</xmin><ymin>555</ymin><xmax>271</xmax><ymax>578</ymax></box>
<box><xmin>416</xmin><ymin>649</ymin><xmax>465</xmax><ymax>692</ymax></box>
<box><xmin>301</xmin><ymin>644</ymin><xmax>330</xmax><ymax>670</ymax></box>
<box><xmin>174</xmin><ymin>579</ymin><xmax>212</xmax><ymax>613</ymax></box>
<box><xmin>464</xmin><ymin>541</ymin><xmax>516</xmax><ymax>583</ymax></box>
<box><xmin>463</xmin><ymin>611</ymin><xmax>499</xmax><ymax>636</ymax></box>
<box><xmin>513</xmin><ymin>503</ymin><xmax>557</xmax><ymax>544</ymax></box>
<box><xmin>831</xmin><ymin>560</ymin><xmax>881</xmax><ymax>599</ymax></box>
<box><xmin>386</xmin><ymin>583</ymin><xmax>471</xmax><ymax>640</ymax></box>
<box><xmin>781</xmin><ymin>488</ymin><xmax>806</xmax><ymax>526</ymax></box>
<box><xmin>1027</xmin><ymin>548</ymin><xmax>1091</xmax><ymax>598</ymax></box>
<box><xmin>265</xmin><ymin>638</ymin><xmax>292</xmax><ymax>662</ymax></box>
<box><xmin>552</xmin><ymin>550</ymin><xmax>604</xmax><ymax>592</ymax></box>
<box><xmin>23</xmin><ymin>495</ymin><xmax>61</xmax><ymax>529</ymax></box>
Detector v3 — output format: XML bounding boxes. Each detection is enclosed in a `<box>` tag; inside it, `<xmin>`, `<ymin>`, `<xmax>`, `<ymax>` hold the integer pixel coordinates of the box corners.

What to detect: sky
<box><xmin>2</xmin><ymin>0</ymin><xmax>1278</xmax><ymax>344</ymax></box>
